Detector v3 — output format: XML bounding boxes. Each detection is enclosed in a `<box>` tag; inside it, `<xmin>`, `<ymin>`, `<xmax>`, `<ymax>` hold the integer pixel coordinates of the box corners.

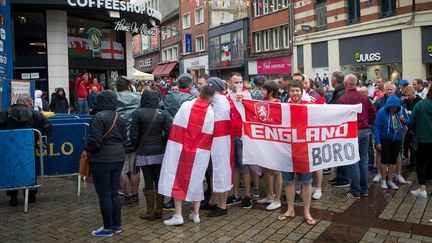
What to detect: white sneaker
<box><xmin>265</xmin><ymin>201</ymin><xmax>281</xmax><ymax>210</ymax></box>
<box><xmin>395</xmin><ymin>174</ymin><xmax>407</xmax><ymax>184</ymax></box>
<box><xmin>380</xmin><ymin>180</ymin><xmax>388</xmax><ymax>189</ymax></box>
<box><xmin>411</xmin><ymin>189</ymin><xmax>427</xmax><ymax>199</ymax></box>
<box><xmin>257</xmin><ymin>197</ymin><xmax>273</xmax><ymax>204</ymax></box>
<box><xmin>189</xmin><ymin>213</ymin><xmax>200</xmax><ymax>223</ymax></box>
<box><xmin>387</xmin><ymin>180</ymin><xmax>399</xmax><ymax>190</ymax></box>
<box><xmin>312</xmin><ymin>188</ymin><xmax>322</xmax><ymax>200</ymax></box>
<box><xmin>163</xmin><ymin>214</ymin><xmax>184</xmax><ymax>226</ymax></box>
<box><xmin>373</xmin><ymin>174</ymin><xmax>382</xmax><ymax>183</ymax></box>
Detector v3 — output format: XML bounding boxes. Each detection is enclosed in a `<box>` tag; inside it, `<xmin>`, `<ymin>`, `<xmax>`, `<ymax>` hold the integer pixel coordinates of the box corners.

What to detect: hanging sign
<box><xmin>114</xmin><ymin>19</ymin><xmax>157</xmax><ymax>36</ymax></box>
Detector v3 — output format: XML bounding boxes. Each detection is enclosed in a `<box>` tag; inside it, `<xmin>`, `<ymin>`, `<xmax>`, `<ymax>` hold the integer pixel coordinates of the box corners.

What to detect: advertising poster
<box><xmin>11</xmin><ymin>80</ymin><xmax>31</xmax><ymax>105</ymax></box>
<box><xmin>0</xmin><ymin>0</ymin><xmax>12</xmax><ymax>81</ymax></box>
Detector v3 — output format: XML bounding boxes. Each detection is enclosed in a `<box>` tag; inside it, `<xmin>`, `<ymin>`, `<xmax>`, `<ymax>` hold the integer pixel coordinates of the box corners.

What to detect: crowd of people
<box><xmin>2</xmin><ymin>70</ymin><xmax>431</xmax><ymax>237</ymax></box>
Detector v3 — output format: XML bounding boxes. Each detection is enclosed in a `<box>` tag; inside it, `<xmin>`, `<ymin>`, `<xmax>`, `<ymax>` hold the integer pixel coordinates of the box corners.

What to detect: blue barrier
<box><xmin>36</xmin><ymin>123</ymin><xmax>88</xmax><ymax>176</ymax></box>
<box><xmin>49</xmin><ymin>118</ymin><xmax>92</xmax><ymax>125</ymax></box>
<box><xmin>0</xmin><ymin>129</ymin><xmax>35</xmax><ymax>188</ymax></box>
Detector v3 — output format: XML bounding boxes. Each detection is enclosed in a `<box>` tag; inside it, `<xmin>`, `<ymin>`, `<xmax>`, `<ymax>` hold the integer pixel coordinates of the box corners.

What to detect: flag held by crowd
<box><xmin>240</xmin><ymin>99</ymin><xmax>362</xmax><ymax>173</ymax></box>
<box><xmin>158</xmin><ymin>99</ymin><xmax>214</xmax><ymax>202</ymax></box>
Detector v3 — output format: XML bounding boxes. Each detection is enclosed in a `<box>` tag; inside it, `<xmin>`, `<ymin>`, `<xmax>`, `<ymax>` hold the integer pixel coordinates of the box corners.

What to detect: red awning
<box><xmin>160</xmin><ymin>62</ymin><xmax>178</xmax><ymax>76</ymax></box>
<box><xmin>152</xmin><ymin>64</ymin><xmax>168</xmax><ymax>76</ymax></box>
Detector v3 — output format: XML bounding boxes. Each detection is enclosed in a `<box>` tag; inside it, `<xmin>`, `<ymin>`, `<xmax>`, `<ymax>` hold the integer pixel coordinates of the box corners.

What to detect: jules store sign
<box><xmin>355</xmin><ymin>52</ymin><xmax>381</xmax><ymax>63</ymax></box>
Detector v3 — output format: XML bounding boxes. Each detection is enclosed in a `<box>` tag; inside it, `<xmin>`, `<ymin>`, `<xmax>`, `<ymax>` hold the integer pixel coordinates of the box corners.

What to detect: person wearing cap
<box><xmin>251</xmin><ymin>75</ymin><xmax>266</xmax><ymax>100</ymax></box>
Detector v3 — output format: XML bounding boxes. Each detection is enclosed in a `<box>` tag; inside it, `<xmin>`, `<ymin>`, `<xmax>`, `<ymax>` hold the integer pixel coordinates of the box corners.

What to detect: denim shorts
<box><xmin>282</xmin><ymin>172</ymin><xmax>312</xmax><ymax>186</ymax></box>
<box><xmin>234</xmin><ymin>136</ymin><xmax>249</xmax><ymax>174</ymax></box>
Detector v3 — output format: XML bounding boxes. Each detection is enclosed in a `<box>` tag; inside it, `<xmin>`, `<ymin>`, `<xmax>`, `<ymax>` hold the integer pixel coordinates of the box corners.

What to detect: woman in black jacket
<box><xmin>130</xmin><ymin>90</ymin><xmax>172</xmax><ymax>220</ymax></box>
<box><xmin>84</xmin><ymin>91</ymin><xmax>127</xmax><ymax>237</ymax></box>
<box><xmin>49</xmin><ymin>88</ymin><xmax>69</xmax><ymax>113</ymax></box>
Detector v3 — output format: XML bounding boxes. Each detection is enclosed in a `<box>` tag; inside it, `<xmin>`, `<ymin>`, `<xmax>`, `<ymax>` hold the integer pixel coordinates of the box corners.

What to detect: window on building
<box><xmin>254</xmin><ymin>32</ymin><xmax>261</xmax><ymax>52</ymax></box>
<box><xmin>283</xmin><ymin>26</ymin><xmax>289</xmax><ymax>48</ymax></box>
<box><xmin>162</xmin><ymin>49</ymin><xmax>167</xmax><ymax>62</ymax></box>
<box><xmin>167</xmin><ymin>48</ymin><xmax>172</xmax><ymax>61</ymax></box>
<box><xmin>196</xmin><ymin>35</ymin><xmax>205</xmax><ymax>52</ymax></box>
<box><xmin>183</xmin><ymin>13</ymin><xmax>191</xmax><ymax>29</ymax></box>
<box><xmin>195</xmin><ymin>8</ymin><xmax>204</xmax><ymax>25</ymax></box>
<box><xmin>172</xmin><ymin>26</ymin><xmax>177</xmax><ymax>36</ymax></box>
<box><xmin>271</xmin><ymin>0</ymin><xmax>279</xmax><ymax>12</ymax></box>
<box><xmin>263</xmin><ymin>0</ymin><xmax>269</xmax><ymax>14</ymax></box>
<box><xmin>316</xmin><ymin>0</ymin><xmax>327</xmax><ymax>31</ymax></box>
<box><xmin>172</xmin><ymin>47</ymin><xmax>178</xmax><ymax>60</ymax></box>
<box><xmin>347</xmin><ymin>0</ymin><xmax>360</xmax><ymax>24</ymax></box>
<box><xmin>162</xmin><ymin>29</ymin><xmax>166</xmax><ymax>40</ymax></box>
<box><xmin>273</xmin><ymin>28</ymin><xmax>280</xmax><ymax>50</ymax></box>
<box><xmin>264</xmin><ymin>30</ymin><xmax>270</xmax><ymax>51</ymax></box>
<box><xmin>380</xmin><ymin>0</ymin><xmax>396</xmax><ymax>17</ymax></box>
<box><xmin>254</xmin><ymin>0</ymin><xmax>260</xmax><ymax>17</ymax></box>
<box><xmin>282</xmin><ymin>0</ymin><xmax>289</xmax><ymax>8</ymax></box>
<box><xmin>166</xmin><ymin>29</ymin><xmax>171</xmax><ymax>39</ymax></box>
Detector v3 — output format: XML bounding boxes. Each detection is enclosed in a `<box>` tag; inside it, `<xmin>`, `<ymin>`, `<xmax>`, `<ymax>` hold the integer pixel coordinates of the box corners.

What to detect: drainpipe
<box><xmin>289</xmin><ymin>0</ymin><xmax>295</xmax><ymax>56</ymax></box>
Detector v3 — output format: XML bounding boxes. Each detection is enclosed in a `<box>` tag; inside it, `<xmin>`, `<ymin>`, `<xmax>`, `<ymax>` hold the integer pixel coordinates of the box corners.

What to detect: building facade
<box><xmin>249</xmin><ymin>1</ymin><xmax>293</xmax><ymax>81</ymax></box>
<box><xmin>292</xmin><ymin>0</ymin><xmax>432</xmax><ymax>83</ymax></box>
<box><xmin>179</xmin><ymin>0</ymin><xmax>209</xmax><ymax>82</ymax></box>
<box><xmin>10</xmin><ymin>0</ymin><xmax>161</xmax><ymax>104</ymax></box>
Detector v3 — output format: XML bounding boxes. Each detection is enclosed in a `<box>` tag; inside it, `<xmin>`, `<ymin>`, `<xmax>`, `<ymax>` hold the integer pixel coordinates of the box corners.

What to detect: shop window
<box><xmin>347</xmin><ymin>0</ymin><xmax>361</xmax><ymax>24</ymax></box>
<box><xmin>254</xmin><ymin>32</ymin><xmax>261</xmax><ymax>52</ymax></box>
<box><xmin>183</xmin><ymin>13</ymin><xmax>191</xmax><ymax>29</ymax></box>
<box><xmin>264</xmin><ymin>30</ymin><xmax>270</xmax><ymax>51</ymax></box>
<box><xmin>283</xmin><ymin>26</ymin><xmax>290</xmax><ymax>49</ymax></box>
<box><xmin>196</xmin><ymin>35</ymin><xmax>205</xmax><ymax>52</ymax></box>
<box><xmin>380</xmin><ymin>0</ymin><xmax>396</xmax><ymax>18</ymax></box>
<box><xmin>195</xmin><ymin>8</ymin><xmax>204</xmax><ymax>25</ymax></box>
<box><xmin>273</xmin><ymin>28</ymin><xmax>280</xmax><ymax>50</ymax></box>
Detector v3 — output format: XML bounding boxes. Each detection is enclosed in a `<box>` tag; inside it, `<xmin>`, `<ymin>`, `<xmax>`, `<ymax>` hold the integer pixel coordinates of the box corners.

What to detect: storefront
<box><xmin>248</xmin><ymin>56</ymin><xmax>292</xmax><ymax>81</ymax></box>
<box><xmin>208</xmin><ymin>18</ymin><xmax>249</xmax><ymax>80</ymax></box>
<box><xmin>10</xmin><ymin>0</ymin><xmax>161</xmax><ymax>103</ymax></box>
<box><xmin>339</xmin><ymin>31</ymin><xmax>402</xmax><ymax>84</ymax></box>
<box><xmin>134</xmin><ymin>51</ymin><xmax>159</xmax><ymax>74</ymax></box>
<box><xmin>182</xmin><ymin>55</ymin><xmax>208</xmax><ymax>83</ymax></box>
<box><xmin>422</xmin><ymin>26</ymin><xmax>432</xmax><ymax>77</ymax></box>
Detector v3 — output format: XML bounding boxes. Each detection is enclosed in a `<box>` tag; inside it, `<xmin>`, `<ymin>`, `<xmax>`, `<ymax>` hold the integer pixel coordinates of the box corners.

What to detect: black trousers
<box><xmin>141</xmin><ymin>164</ymin><xmax>161</xmax><ymax>190</ymax></box>
<box><xmin>416</xmin><ymin>143</ymin><xmax>432</xmax><ymax>185</ymax></box>
<box><xmin>7</xmin><ymin>189</ymin><xmax>37</xmax><ymax>197</ymax></box>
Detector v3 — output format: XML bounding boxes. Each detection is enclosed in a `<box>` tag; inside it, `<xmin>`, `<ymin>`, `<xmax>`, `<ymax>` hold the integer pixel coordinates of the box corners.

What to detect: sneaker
<box><xmin>91</xmin><ymin>227</ymin><xmax>113</xmax><ymax>237</ymax></box>
<box><xmin>226</xmin><ymin>195</ymin><xmax>242</xmax><ymax>205</ymax></box>
<box><xmin>242</xmin><ymin>196</ymin><xmax>253</xmax><ymax>209</ymax></box>
<box><xmin>380</xmin><ymin>180</ymin><xmax>388</xmax><ymax>189</ymax></box>
<box><xmin>257</xmin><ymin>197</ymin><xmax>273</xmax><ymax>204</ymax></box>
<box><xmin>251</xmin><ymin>187</ymin><xmax>260</xmax><ymax>198</ymax></box>
<box><xmin>323</xmin><ymin>168</ymin><xmax>332</xmax><ymax>175</ymax></box>
<box><xmin>9</xmin><ymin>196</ymin><xmax>18</xmax><ymax>207</ymax></box>
<box><xmin>387</xmin><ymin>180</ymin><xmax>399</xmax><ymax>190</ymax></box>
<box><xmin>294</xmin><ymin>194</ymin><xmax>303</xmax><ymax>205</ymax></box>
<box><xmin>373</xmin><ymin>174</ymin><xmax>382</xmax><ymax>183</ymax></box>
<box><xmin>112</xmin><ymin>225</ymin><xmax>121</xmax><ymax>234</ymax></box>
<box><xmin>395</xmin><ymin>174</ymin><xmax>407</xmax><ymax>184</ymax></box>
<box><xmin>361</xmin><ymin>193</ymin><xmax>369</xmax><ymax>197</ymax></box>
<box><xmin>328</xmin><ymin>178</ymin><xmax>338</xmax><ymax>184</ymax></box>
<box><xmin>208</xmin><ymin>207</ymin><xmax>228</xmax><ymax>217</ymax></box>
<box><xmin>332</xmin><ymin>182</ymin><xmax>350</xmax><ymax>188</ymax></box>
<box><xmin>189</xmin><ymin>213</ymin><xmax>200</xmax><ymax>223</ymax></box>
<box><xmin>312</xmin><ymin>188</ymin><xmax>322</xmax><ymax>200</ymax></box>
<box><xmin>266</xmin><ymin>201</ymin><xmax>281</xmax><ymax>210</ymax></box>
<box><xmin>163</xmin><ymin>198</ymin><xmax>175</xmax><ymax>211</ymax></box>
<box><xmin>163</xmin><ymin>214</ymin><xmax>184</xmax><ymax>226</ymax></box>
<box><xmin>411</xmin><ymin>189</ymin><xmax>427</xmax><ymax>199</ymax></box>
<box><xmin>344</xmin><ymin>192</ymin><xmax>360</xmax><ymax>199</ymax></box>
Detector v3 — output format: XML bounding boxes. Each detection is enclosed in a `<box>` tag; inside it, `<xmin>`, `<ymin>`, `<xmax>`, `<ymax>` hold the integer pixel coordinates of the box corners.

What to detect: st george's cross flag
<box><xmin>236</xmin><ymin>99</ymin><xmax>362</xmax><ymax>173</ymax></box>
<box><xmin>210</xmin><ymin>94</ymin><xmax>234</xmax><ymax>193</ymax></box>
<box><xmin>158</xmin><ymin>98</ymin><xmax>214</xmax><ymax>202</ymax></box>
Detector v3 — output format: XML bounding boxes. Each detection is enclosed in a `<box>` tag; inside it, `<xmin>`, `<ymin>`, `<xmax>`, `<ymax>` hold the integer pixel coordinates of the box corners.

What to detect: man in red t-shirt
<box><xmin>278</xmin><ymin>80</ymin><xmax>316</xmax><ymax>226</ymax></box>
<box><xmin>75</xmin><ymin>73</ymin><xmax>90</xmax><ymax>114</ymax></box>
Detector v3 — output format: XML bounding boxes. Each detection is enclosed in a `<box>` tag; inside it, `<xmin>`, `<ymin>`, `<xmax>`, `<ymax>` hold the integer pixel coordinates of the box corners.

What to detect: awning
<box><xmin>132</xmin><ymin>69</ymin><xmax>154</xmax><ymax>80</ymax></box>
<box><xmin>160</xmin><ymin>62</ymin><xmax>178</xmax><ymax>76</ymax></box>
<box><xmin>152</xmin><ymin>64</ymin><xmax>168</xmax><ymax>76</ymax></box>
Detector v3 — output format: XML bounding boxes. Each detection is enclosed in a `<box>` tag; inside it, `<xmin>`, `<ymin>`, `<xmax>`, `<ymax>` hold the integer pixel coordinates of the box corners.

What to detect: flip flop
<box><xmin>304</xmin><ymin>217</ymin><xmax>317</xmax><ymax>226</ymax></box>
<box><xmin>277</xmin><ymin>213</ymin><xmax>295</xmax><ymax>221</ymax></box>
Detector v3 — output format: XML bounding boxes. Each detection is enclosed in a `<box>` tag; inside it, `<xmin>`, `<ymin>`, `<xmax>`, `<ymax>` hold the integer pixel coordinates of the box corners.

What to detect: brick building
<box><xmin>180</xmin><ymin>0</ymin><xmax>210</xmax><ymax>82</ymax></box>
<box><xmin>249</xmin><ymin>1</ymin><xmax>293</xmax><ymax>81</ymax></box>
<box><xmin>292</xmin><ymin>0</ymin><xmax>432</xmax><ymax>83</ymax></box>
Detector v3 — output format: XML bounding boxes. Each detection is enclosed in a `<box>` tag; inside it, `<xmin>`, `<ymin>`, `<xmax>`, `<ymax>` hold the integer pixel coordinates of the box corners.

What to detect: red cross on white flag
<box><xmin>239</xmin><ymin>99</ymin><xmax>362</xmax><ymax>173</ymax></box>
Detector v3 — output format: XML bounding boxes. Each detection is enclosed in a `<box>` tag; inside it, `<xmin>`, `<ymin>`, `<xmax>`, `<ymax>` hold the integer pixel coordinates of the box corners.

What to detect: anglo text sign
<box><xmin>237</xmin><ymin>100</ymin><xmax>362</xmax><ymax>173</ymax></box>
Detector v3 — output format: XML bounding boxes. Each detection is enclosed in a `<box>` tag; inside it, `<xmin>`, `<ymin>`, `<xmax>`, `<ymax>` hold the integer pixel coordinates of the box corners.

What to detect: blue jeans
<box><xmin>91</xmin><ymin>162</ymin><xmax>123</xmax><ymax>229</ymax></box>
<box><xmin>77</xmin><ymin>99</ymin><xmax>88</xmax><ymax>114</ymax></box>
<box><xmin>349</xmin><ymin>129</ymin><xmax>370</xmax><ymax>196</ymax></box>
<box><xmin>336</xmin><ymin>165</ymin><xmax>350</xmax><ymax>184</ymax></box>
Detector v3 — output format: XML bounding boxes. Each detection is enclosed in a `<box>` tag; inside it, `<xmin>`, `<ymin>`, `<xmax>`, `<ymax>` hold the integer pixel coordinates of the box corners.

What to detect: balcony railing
<box><xmin>316</xmin><ymin>3</ymin><xmax>327</xmax><ymax>31</ymax></box>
